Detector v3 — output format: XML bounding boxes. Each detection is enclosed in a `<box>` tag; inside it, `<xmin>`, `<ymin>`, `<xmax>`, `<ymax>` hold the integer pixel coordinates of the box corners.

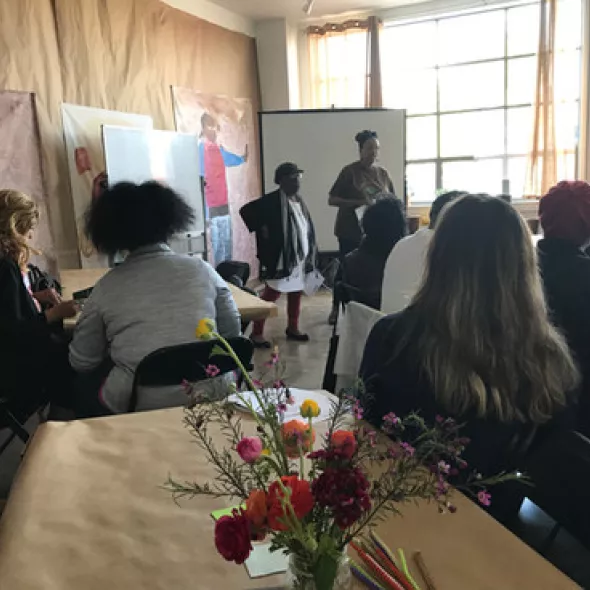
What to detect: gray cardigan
<box><xmin>69</xmin><ymin>244</ymin><xmax>241</xmax><ymax>413</ymax></box>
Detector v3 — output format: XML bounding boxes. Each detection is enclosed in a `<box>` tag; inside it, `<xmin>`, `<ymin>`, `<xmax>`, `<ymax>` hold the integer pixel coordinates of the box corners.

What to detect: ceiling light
<box><xmin>303</xmin><ymin>0</ymin><xmax>315</xmax><ymax>15</ymax></box>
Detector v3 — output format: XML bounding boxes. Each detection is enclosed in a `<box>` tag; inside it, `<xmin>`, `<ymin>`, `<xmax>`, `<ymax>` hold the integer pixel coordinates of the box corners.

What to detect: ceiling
<box><xmin>205</xmin><ymin>0</ymin><xmax>426</xmax><ymax>22</ymax></box>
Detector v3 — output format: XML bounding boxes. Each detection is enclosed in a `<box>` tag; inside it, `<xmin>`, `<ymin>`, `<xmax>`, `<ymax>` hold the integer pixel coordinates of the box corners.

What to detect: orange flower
<box><xmin>281</xmin><ymin>419</ymin><xmax>315</xmax><ymax>458</ymax></box>
<box><xmin>245</xmin><ymin>489</ymin><xmax>268</xmax><ymax>529</ymax></box>
<box><xmin>267</xmin><ymin>476</ymin><xmax>314</xmax><ymax>531</ymax></box>
<box><xmin>331</xmin><ymin>430</ymin><xmax>357</xmax><ymax>459</ymax></box>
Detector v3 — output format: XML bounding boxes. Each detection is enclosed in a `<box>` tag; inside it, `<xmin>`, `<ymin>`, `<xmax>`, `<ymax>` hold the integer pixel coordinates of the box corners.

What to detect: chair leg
<box><xmin>540</xmin><ymin>523</ymin><xmax>561</xmax><ymax>556</ymax></box>
<box><xmin>0</xmin><ymin>431</ymin><xmax>17</xmax><ymax>455</ymax></box>
<box><xmin>4</xmin><ymin>411</ymin><xmax>29</xmax><ymax>444</ymax></box>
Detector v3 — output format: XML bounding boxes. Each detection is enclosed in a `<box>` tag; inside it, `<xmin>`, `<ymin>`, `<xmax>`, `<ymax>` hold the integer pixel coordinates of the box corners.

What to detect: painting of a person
<box><xmin>199</xmin><ymin>112</ymin><xmax>248</xmax><ymax>266</ymax></box>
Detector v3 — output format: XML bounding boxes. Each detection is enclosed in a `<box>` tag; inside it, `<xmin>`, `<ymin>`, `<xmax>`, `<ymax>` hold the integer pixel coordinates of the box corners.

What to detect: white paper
<box><xmin>303</xmin><ymin>270</ymin><xmax>324</xmax><ymax>297</ymax></box>
<box><xmin>266</xmin><ymin>264</ymin><xmax>305</xmax><ymax>293</ymax></box>
<box><xmin>355</xmin><ymin>205</ymin><xmax>367</xmax><ymax>221</ymax></box>
<box><xmin>228</xmin><ymin>388</ymin><xmax>333</xmax><ymax>423</ymax></box>
<box><xmin>244</xmin><ymin>543</ymin><xmax>288</xmax><ymax>578</ymax></box>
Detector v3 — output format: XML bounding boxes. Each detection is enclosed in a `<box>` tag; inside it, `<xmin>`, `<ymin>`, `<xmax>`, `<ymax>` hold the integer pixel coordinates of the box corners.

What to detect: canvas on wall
<box><xmin>0</xmin><ymin>91</ymin><xmax>55</xmax><ymax>272</ymax></box>
<box><xmin>172</xmin><ymin>88</ymin><xmax>260</xmax><ymax>274</ymax></box>
<box><xmin>61</xmin><ymin>103</ymin><xmax>153</xmax><ymax>268</ymax></box>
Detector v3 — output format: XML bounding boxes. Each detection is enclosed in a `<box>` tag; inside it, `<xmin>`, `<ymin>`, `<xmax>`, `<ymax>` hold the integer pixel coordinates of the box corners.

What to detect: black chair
<box><xmin>523</xmin><ymin>430</ymin><xmax>590</xmax><ymax>551</ymax></box>
<box><xmin>127</xmin><ymin>336</ymin><xmax>254</xmax><ymax>412</ymax></box>
<box><xmin>216</xmin><ymin>261</ymin><xmax>258</xmax><ymax>332</ymax></box>
<box><xmin>0</xmin><ymin>396</ymin><xmax>34</xmax><ymax>455</ymax></box>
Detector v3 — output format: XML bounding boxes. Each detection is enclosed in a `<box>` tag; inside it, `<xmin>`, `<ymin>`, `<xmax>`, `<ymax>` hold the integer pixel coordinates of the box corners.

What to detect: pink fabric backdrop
<box><xmin>0</xmin><ymin>91</ymin><xmax>55</xmax><ymax>272</ymax></box>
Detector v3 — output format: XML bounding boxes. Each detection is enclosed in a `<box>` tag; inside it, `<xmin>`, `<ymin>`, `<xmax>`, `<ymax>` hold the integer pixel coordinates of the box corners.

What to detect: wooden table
<box><xmin>0</xmin><ymin>406</ymin><xmax>577</xmax><ymax>590</ymax></box>
<box><xmin>59</xmin><ymin>268</ymin><xmax>277</xmax><ymax>328</ymax></box>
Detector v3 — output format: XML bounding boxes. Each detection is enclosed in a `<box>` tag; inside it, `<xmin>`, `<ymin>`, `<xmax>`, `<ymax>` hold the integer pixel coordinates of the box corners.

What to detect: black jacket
<box><xmin>538</xmin><ymin>237</ymin><xmax>590</xmax><ymax>436</ymax></box>
<box><xmin>240</xmin><ymin>190</ymin><xmax>318</xmax><ymax>281</ymax></box>
<box><xmin>360</xmin><ymin>311</ymin><xmax>573</xmax><ymax>478</ymax></box>
<box><xmin>0</xmin><ymin>256</ymin><xmax>54</xmax><ymax>393</ymax></box>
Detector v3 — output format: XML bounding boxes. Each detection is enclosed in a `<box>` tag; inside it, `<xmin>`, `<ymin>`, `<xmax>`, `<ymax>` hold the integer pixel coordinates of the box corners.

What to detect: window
<box><xmin>309</xmin><ymin>27</ymin><xmax>368</xmax><ymax>108</ymax></box>
<box><xmin>381</xmin><ymin>0</ymin><xmax>582</xmax><ymax>203</ymax></box>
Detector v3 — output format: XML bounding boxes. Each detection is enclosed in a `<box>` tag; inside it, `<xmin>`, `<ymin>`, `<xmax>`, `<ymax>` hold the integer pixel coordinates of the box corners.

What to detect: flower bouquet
<box><xmin>165</xmin><ymin>320</ymin><xmax>516</xmax><ymax>590</ymax></box>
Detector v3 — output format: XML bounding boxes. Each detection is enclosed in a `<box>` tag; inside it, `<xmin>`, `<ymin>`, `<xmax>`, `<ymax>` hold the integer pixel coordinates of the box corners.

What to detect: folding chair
<box><xmin>128</xmin><ymin>336</ymin><xmax>254</xmax><ymax>412</ymax></box>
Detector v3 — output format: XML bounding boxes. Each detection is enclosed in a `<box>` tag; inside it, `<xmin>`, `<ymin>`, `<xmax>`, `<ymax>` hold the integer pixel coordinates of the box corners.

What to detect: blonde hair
<box><xmin>0</xmin><ymin>189</ymin><xmax>39</xmax><ymax>269</ymax></box>
<box><xmin>395</xmin><ymin>194</ymin><xmax>579</xmax><ymax>424</ymax></box>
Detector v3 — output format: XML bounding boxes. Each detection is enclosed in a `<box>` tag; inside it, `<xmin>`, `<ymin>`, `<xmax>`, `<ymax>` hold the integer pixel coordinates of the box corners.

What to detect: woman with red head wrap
<box><xmin>538</xmin><ymin>180</ymin><xmax>590</xmax><ymax>435</ymax></box>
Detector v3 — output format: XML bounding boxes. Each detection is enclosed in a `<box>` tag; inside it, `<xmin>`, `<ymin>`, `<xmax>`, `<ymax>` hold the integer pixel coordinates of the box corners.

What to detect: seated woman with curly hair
<box><xmin>0</xmin><ymin>190</ymin><xmax>78</xmax><ymax>418</ymax></box>
<box><xmin>69</xmin><ymin>181</ymin><xmax>241</xmax><ymax>416</ymax></box>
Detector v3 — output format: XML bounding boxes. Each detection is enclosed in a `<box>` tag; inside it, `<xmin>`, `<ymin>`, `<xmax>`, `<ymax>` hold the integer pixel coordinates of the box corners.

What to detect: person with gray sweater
<box><xmin>69</xmin><ymin>182</ymin><xmax>240</xmax><ymax>416</ymax></box>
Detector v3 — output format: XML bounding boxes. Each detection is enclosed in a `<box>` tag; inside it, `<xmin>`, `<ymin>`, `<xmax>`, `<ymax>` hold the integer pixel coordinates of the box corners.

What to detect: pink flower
<box><xmin>236</xmin><ymin>436</ymin><xmax>263</xmax><ymax>463</ymax></box>
<box><xmin>477</xmin><ymin>490</ymin><xmax>492</xmax><ymax>507</ymax></box>
<box><xmin>400</xmin><ymin>442</ymin><xmax>415</xmax><ymax>457</ymax></box>
<box><xmin>205</xmin><ymin>364</ymin><xmax>221</xmax><ymax>378</ymax></box>
<box><xmin>367</xmin><ymin>431</ymin><xmax>377</xmax><ymax>448</ymax></box>
<box><xmin>273</xmin><ymin>380</ymin><xmax>285</xmax><ymax>389</ymax></box>
<box><xmin>277</xmin><ymin>403</ymin><xmax>287</xmax><ymax>415</ymax></box>
<box><xmin>253</xmin><ymin>379</ymin><xmax>263</xmax><ymax>389</ymax></box>
<box><xmin>352</xmin><ymin>400</ymin><xmax>363</xmax><ymax>420</ymax></box>
<box><xmin>438</xmin><ymin>461</ymin><xmax>450</xmax><ymax>474</ymax></box>
<box><xmin>383</xmin><ymin>412</ymin><xmax>400</xmax><ymax>426</ymax></box>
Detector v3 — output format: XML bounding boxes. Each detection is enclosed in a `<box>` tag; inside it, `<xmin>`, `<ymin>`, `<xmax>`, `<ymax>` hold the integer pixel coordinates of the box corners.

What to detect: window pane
<box><xmin>557</xmin><ymin>152</ymin><xmax>577</xmax><ymax>179</ymax></box>
<box><xmin>556</xmin><ymin>0</ymin><xmax>582</xmax><ymax>51</ymax></box>
<box><xmin>507</xmin><ymin>57</ymin><xmax>536</xmax><ymax>105</ymax></box>
<box><xmin>507</xmin><ymin>4</ymin><xmax>540</xmax><ymax>56</ymax></box>
<box><xmin>507</xmin><ymin>107</ymin><xmax>533</xmax><ymax>154</ymax></box>
<box><xmin>555</xmin><ymin>102</ymin><xmax>580</xmax><ymax>151</ymax></box>
<box><xmin>406</xmin><ymin>116</ymin><xmax>437</xmax><ymax>160</ymax></box>
<box><xmin>406</xmin><ymin>163</ymin><xmax>437</xmax><ymax>203</ymax></box>
<box><xmin>383</xmin><ymin>68</ymin><xmax>437</xmax><ymax>114</ymax></box>
<box><xmin>554</xmin><ymin>51</ymin><xmax>581</xmax><ymax>101</ymax></box>
<box><xmin>437</xmin><ymin>11</ymin><xmax>505</xmax><ymax>64</ymax></box>
<box><xmin>507</xmin><ymin>156</ymin><xmax>526</xmax><ymax>199</ymax></box>
<box><xmin>382</xmin><ymin>22</ymin><xmax>437</xmax><ymax>69</ymax></box>
<box><xmin>439</xmin><ymin>62</ymin><xmax>504</xmax><ymax>110</ymax></box>
<box><xmin>442</xmin><ymin>159</ymin><xmax>503</xmax><ymax>194</ymax></box>
<box><xmin>440</xmin><ymin>110</ymin><xmax>504</xmax><ymax>158</ymax></box>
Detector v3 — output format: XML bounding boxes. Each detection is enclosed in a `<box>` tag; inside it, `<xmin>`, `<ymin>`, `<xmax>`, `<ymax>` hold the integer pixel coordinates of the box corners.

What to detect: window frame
<box><xmin>383</xmin><ymin>1</ymin><xmax>582</xmax><ymax>205</ymax></box>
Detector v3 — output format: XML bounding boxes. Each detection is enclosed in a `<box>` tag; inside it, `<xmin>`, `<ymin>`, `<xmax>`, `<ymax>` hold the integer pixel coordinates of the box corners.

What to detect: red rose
<box><xmin>267</xmin><ymin>476</ymin><xmax>314</xmax><ymax>531</ymax></box>
<box><xmin>214</xmin><ymin>508</ymin><xmax>252</xmax><ymax>564</ymax></box>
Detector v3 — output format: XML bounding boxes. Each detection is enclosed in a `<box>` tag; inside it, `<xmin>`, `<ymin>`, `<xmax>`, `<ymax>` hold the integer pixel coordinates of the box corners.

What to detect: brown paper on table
<box><xmin>0</xmin><ymin>407</ymin><xmax>579</xmax><ymax>590</ymax></box>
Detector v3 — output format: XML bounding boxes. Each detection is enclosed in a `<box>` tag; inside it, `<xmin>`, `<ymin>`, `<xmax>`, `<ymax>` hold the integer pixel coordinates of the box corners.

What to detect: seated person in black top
<box><xmin>341</xmin><ymin>196</ymin><xmax>405</xmax><ymax>310</ymax></box>
<box><xmin>538</xmin><ymin>181</ymin><xmax>590</xmax><ymax>436</ymax></box>
<box><xmin>360</xmin><ymin>194</ymin><xmax>578</xmax><ymax>481</ymax></box>
<box><xmin>0</xmin><ymin>190</ymin><xmax>78</xmax><ymax>417</ymax></box>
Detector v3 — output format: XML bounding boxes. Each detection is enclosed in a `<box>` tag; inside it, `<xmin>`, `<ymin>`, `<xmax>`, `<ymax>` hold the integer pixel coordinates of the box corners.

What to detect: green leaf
<box><xmin>313</xmin><ymin>551</ymin><xmax>340</xmax><ymax>590</ymax></box>
<box><xmin>211</xmin><ymin>345</ymin><xmax>231</xmax><ymax>357</ymax></box>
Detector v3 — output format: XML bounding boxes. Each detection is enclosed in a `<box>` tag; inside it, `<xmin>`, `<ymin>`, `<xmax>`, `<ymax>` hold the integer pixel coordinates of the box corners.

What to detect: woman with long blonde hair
<box><xmin>0</xmin><ymin>189</ymin><xmax>77</xmax><ymax>416</ymax></box>
<box><xmin>361</xmin><ymin>194</ymin><xmax>579</xmax><ymax>479</ymax></box>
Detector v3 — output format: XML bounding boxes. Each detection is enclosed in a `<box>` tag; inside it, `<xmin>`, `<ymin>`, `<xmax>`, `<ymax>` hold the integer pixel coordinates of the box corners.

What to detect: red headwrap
<box><xmin>539</xmin><ymin>180</ymin><xmax>590</xmax><ymax>246</ymax></box>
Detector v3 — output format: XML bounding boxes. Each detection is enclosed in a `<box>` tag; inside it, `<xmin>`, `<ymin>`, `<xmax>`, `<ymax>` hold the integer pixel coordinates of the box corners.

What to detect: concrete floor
<box><xmin>1</xmin><ymin>289</ymin><xmax>589</xmax><ymax>587</ymax></box>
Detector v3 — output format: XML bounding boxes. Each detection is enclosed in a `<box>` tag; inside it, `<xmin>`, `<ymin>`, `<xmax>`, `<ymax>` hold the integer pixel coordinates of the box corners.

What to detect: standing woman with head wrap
<box><xmin>327</xmin><ymin>130</ymin><xmax>396</xmax><ymax>324</ymax></box>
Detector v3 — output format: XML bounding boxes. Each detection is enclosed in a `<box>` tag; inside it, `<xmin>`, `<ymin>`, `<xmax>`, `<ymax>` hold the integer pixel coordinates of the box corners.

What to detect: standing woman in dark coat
<box><xmin>0</xmin><ymin>190</ymin><xmax>78</xmax><ymax>416</ymax></box>
<box><xmin>240</xmin><ymin>162</ymin><xmax>318</xmax><ymax>347</ymax></box>
<box><xmin>537</xmin><ymin>181</ymin><xmax>590</xmax><ymax>436</ymax></box>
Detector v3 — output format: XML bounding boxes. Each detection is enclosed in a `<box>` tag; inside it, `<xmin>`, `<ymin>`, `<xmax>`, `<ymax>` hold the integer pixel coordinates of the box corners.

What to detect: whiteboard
<box><xmin>260</xmin><ymin>109</ymin><xmax>406</xmax><ymax>252</ymax></box>
<box><xmin>102</xmin><ymin>125</ymin><xmax>205</xmax><ymax>238</ymax></box>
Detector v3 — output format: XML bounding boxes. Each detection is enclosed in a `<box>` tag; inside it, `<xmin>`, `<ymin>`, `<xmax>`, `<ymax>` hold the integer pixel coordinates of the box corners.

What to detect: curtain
<box><xmin>526</xmin><ymin>0</ymin><xmax>557</xmax><ymax>198</ymax></box>
<box><xmin>366</xmin><ymin>16</ymin><xmax>383</xmax><ymax>108</ymax></box>
<box><xmin>308</xmin><ymin>20</ymin><xmax>369</xmax><ymax>108</ymax></box>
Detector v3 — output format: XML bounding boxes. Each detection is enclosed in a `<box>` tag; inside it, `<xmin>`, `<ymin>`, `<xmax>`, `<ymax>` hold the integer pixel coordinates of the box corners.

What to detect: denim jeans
<box><xmin>210</xmin><ymin>214</ymin><xmax>232</xmax><ymax>266</ymax></box>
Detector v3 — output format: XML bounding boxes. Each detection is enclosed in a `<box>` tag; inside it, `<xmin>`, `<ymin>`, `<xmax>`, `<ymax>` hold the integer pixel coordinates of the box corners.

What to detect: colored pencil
<box><xmin>350</xmin><ymin>561</ymin><xmax>388</xmax><ymax>590</ymax></box>
<box><xmin>365</xmin><ymin>534</ymin><xmax>415</xmax><ymax>590</ymax></box>
<box><xmin>370</xmin><ymin>531</ymin><xmax>399</xmax><ymax>567</ymax></box>
<box><xmin>350</xmin><ymin>541</ymin><xmax>406</xmax><ymax>590</ymax></box>
<box><xmin>413</xmin><ymin>551</ymin><xmax>438</xmax><ymax>590</ymax></box>
<box><xmin>397</xmin><ymin>549</ymin><xmax>421</xmax><ymax>590</ymax></box>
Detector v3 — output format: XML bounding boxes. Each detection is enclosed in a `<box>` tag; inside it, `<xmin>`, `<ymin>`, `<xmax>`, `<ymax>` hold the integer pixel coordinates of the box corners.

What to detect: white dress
<box><xmin>266</xmin><ymin>198</ymin><xmax>309</xmax><ymax>293</ymax></box>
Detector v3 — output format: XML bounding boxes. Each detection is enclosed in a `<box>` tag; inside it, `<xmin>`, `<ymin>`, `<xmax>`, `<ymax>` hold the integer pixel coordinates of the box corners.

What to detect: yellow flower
<box><xmin>300</xmin><ymin>399</ymin><xmax>321</xmax><ymax>419</ymax></box>
<box><xmin>261</xmin><ymin>448</ymin><xmax>271</xmax><ymax>456</ymax></box>
<box><xmin>195</xmin><ymin>318</ymin><xmax>215</xmax><ymax>340</ymax></box>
